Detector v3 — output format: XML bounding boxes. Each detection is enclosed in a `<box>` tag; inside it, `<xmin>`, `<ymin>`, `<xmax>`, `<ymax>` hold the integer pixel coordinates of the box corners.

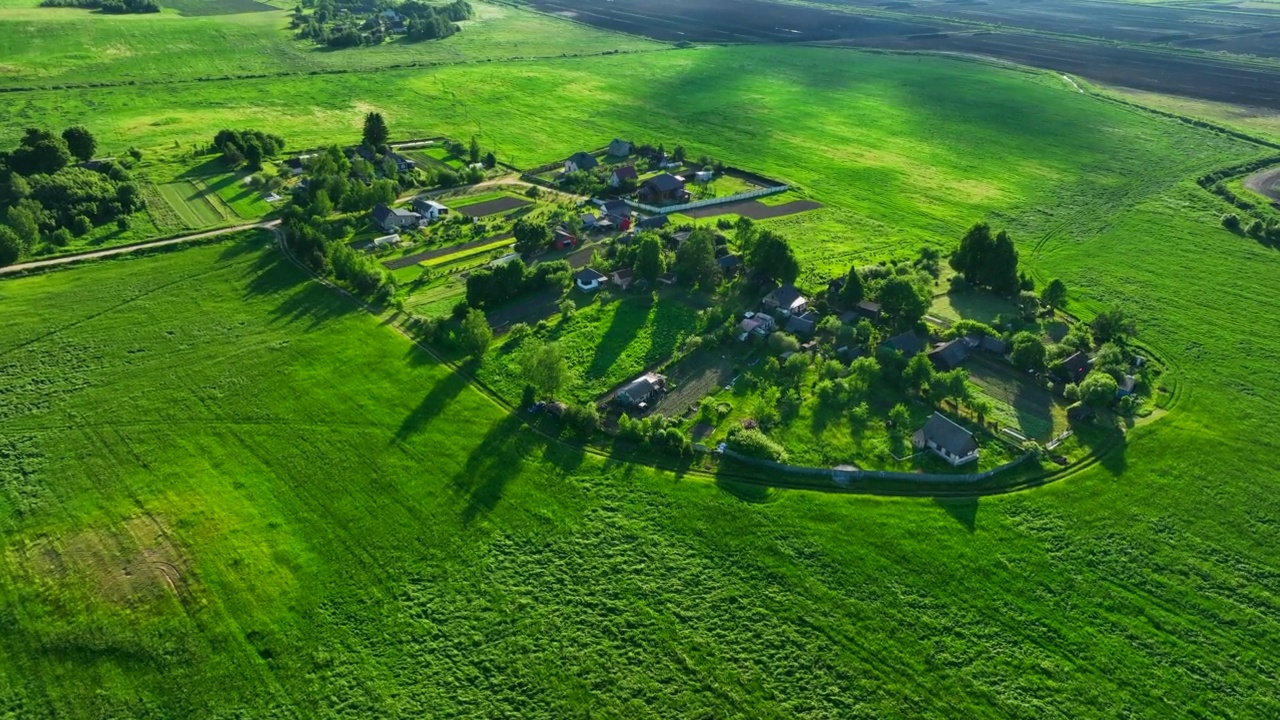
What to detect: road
<box><xmin>0</xmin><ymin>221</ymin><xmax>280</xmax><ymax>276</ymax></box>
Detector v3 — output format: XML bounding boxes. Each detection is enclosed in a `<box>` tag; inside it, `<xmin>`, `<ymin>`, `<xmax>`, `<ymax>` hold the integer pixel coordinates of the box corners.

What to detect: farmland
<box><xmin>3</xmin><ymin>2</ymin><xmax>1280</xmax><ymax>716</ymax></box>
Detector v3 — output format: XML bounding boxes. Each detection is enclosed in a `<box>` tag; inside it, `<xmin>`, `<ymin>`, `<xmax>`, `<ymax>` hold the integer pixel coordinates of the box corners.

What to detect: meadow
<box><xmin>2</xmin><ymin>19</ymin><xmax>1280</xmax><ymax>717</ymax></box>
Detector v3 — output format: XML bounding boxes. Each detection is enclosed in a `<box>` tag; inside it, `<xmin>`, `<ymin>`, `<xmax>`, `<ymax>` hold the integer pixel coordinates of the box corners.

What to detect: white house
<box><xmin>372</xmin><ymin>233</ymin><xmax>401</xmax><ymax>248</ymax></box>
<box><xmin>609</xmin><ymin>165</ymin><xmax>639</xmax><ymax>188</ymax></box>
<box><xmin>565</xmin><ymin>151</ymin><xmax>598</xmax><ymax>174</ymax></box>
<box><xmin>574</xmin><ymin>267</ymin><xmax>607</xmax><ymax>292</ymax></box>
<box><xmin>913</xmin><ymin>412</ymin><xmax>979</xmax><ymax>466</ymax></box>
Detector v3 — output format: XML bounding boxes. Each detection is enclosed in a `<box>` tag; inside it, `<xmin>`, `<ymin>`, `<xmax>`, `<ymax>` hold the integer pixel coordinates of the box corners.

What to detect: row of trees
<box><xmin>464</xmin><ymin>258</ymin><xmax>572</xmax><ymax>308</ymax></box>
<box><xmin>40</xmin><ymin>0</ymin><xmax>158</xmax><ymax>13</ymax></box>
<box><xmin>950</xmin><ymin>222</ymin><xmax>1024</xmax><ymax>296</ymax></box>
<box><xmin>212</xmin><ymin>129</ymin><xmax>285</xmax><ymax>171</ymax></box>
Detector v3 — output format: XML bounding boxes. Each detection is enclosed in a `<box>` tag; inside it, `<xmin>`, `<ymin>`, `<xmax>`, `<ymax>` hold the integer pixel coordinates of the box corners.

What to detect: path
<box><xmin>0</xmin><ymin>221</ymin><xmax>279</xmax><ymax>276</ymax></box>
<box><xmin>1060</xmin><ymin>73</ymin><xmax>1083</xmax><ymax>93</ymax></box>
<box><xmin>1243</xmin><ymin>164</ymin><xmax>1280</xmax><ymax>203</ymax></box>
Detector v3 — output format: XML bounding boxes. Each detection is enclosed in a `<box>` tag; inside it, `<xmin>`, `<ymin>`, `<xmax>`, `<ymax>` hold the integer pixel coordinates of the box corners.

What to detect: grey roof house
<box><xmin>881</xmin><ymin>331</ymin><xmax>927</xmax><ymax>358</ymax></box>
<box><xmin>372</xmin><ymin>203</ymin><xmax>421</xmax><ymax>232</ymax></box>
<box><xmin>913</xmin><ymin>412</ymin><xmax>979</xmax><ymax>466</ymax></box>
<box><xmin>608</xmin><ymin>138</ymin><xmax>632</xmax><ymax>157</ymax></box>
<box><xmin>928</xmin><ymin>338</ymin><xmax>971</xmax><ymax>371</ymax></box>
<box><xmin>762</xmin><ymin>284</ymin><xmax>807</xmax><ymax>316</ymax></box>
<box><xmin>565</xmin><ymin>151</ymin><xmax>598</xmax><ymax>173</ymax></box>
<box><xmin>616</xmin><ymin>372</ymin><xmax>666</xmax><ymax>408</ymax></box>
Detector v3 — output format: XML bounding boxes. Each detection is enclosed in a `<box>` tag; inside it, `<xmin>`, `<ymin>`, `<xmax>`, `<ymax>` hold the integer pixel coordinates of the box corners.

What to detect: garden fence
<box><xmin>626</xmin><ymin>185</ymin><xmax>789</xmax><ymax>215</ymax></box>
<box><xmin>718</xmin><ymin>448</ymin><xmax>1034</xmax><ymax>484</ymax></box>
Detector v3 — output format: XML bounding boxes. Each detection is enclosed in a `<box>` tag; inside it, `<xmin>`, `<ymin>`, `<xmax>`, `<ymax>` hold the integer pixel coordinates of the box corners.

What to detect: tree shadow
<box><xmin>394</xmin><ymin>369</ymin><xmax>469</xmax><ymax>442</ymax></box>
<box><xmin>448</xmin><ymin>414</ymin><xmax>535</xmax><ymax>525</ymax></box>
<box><xmin>587</xmin><ymin>295</ymin><xmax>652</xmax><ymax>379</ymax></box>
<box><xmin>1073</xmin><ymin>417</ymin><xmax>1128</xmax><ymax>477</ymax></box>
<box><xmin>715</xmin><ymin>475</ymin><xmax>776</xmax><ymax>504</ymax></box>
<box><xmin>933</xmin><ymin>496</ymin><xmax>978</xmax><ymax>532</ymax></box>
<box><xmin>177</xmin><ymin>155</ymin><xmax>232</xmax><ymax>180</ymax></box>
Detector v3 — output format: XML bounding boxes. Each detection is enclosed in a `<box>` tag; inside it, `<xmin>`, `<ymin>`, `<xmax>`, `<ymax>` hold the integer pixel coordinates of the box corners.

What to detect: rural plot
<box><xmin>156</xmin><ymin>181</ymin><xmax>235</xmax><ymax>229</ymax></box>
<box><xmin>966</xmin><ymin>356</ymin><xmax>1067</xmax><ymax>440</ymax></box>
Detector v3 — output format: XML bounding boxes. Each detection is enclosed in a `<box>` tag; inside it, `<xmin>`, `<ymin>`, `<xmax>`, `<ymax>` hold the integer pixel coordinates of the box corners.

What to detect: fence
<box><xmin>626</xmin><ymin>184</ymin><xmax>789</xmax><ymax>215</ymax></box>
<box><xmin>718</xmin><ymin>448</ymin><xmax>1034</xmax><ymax>485</ymax></box>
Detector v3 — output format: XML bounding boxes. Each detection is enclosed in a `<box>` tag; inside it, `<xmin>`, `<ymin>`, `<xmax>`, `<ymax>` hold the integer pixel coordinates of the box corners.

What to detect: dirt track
<box><xmin>1244</xmin><ymin>165</ymin><xmax>1280</xmax><ymax>203</ymax></box>
<box><xmin>683</xmin><ymin>199</ymin><xmax>822</xmax><ymax>220</ymax></box>
<box><xmin>455</xmin><ymin>196</ymin><xmax>532</xmax><ymax>217</ymax></box>
<box><xmin>382</xmin><ymin>233</ymin><xmax>514</xmax><ymax>270</ymax></box>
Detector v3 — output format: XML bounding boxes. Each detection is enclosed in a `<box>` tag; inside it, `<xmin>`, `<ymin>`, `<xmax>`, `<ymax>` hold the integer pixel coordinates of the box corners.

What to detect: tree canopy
<box><xmin>363</xmin><ymin>112</ymin><xmax>389</xmax><ymax>149</ymax></box>
<box><xmin>747</xmin><ymin>230</ymin><xmax>799</xmax><ymax>284</ymax></box>
<box><xmin>950</xmin><ymin>222</ymin><xmax>1021</xmax><ymax>295</ymax></box>
<box><xmin>839</xmin><ymin>265</ymin><xmax>864</xmax><ymax>306</ymax></box>
<box><xmin>634</xmin><ymin>235</ymin><xmax>666</xmax><ymax>283</ymax></box>
<box><xmin>674</xmin><ymin>227</ymin><xmax>719</xmax><ymax>289</ymax></box>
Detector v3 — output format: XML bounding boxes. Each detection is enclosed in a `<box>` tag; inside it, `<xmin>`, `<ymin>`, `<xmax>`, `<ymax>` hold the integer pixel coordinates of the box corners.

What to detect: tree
<box><xmin>483</xmin><ymin>151</ymin><xmax>496</xmax><ymax>169</ymax></box>
<box><xmin>513</xmin><ymin>218</ymin><xmax>550</xmax><ymax>255</ymax></box>
<box><xmin>877</xmin><ymin>276</ymin><xmax>928</xmax><ymax>327</ymax></box>
<box><xmin>11</xmin><ymin>135</ymin><xmax>72</xmax><ymax>176</ymax></box>
<box><xmin>243</xmin><ymin>140</ymin><xmax>264</xmax><ymax>171</ymax></box>
<box><xmin>887</xmin><ymin>403</ymin><xmax>911</xmax><ymax>435</ymax></box>
<box><xmin>1091</xmin><ymin>308</ymin><xmax>1136</xmax><ymax>343</ymax></box>
<box><xmin>933</xmin><ymin>368</ymin><xmax>970</xmax><ymax>406</ymax></box>
<box><xmin>733</xmin><ymin>216</ymin><xmax>757</xmax><ymax>255</ymax></box>
<box><xmin>839</xmin><ymin>264</ymin><xmax>864</xmax><ymax>307</ymax></box>
<box><xmin>310</xmin><ymin>189</ymin><xmax>333</xmax><ymax>217</ymax></box>
<box><xmin>674</xmin><ymin>227</ymin><xmax>718</xmax><ymax>288</ymax></box>
<box><xmin>1040</xmin><ymin>278</ymin><xmax>1067</xmax><ymax>313</ymax></box>
<box><xmin>459</xmin><ymin>308</ymin><xmax>492</xmax><ymax>358</ymax></box>
<box><xmin>520</xmin><ymin>341</ymin><xmax>568</xmax><ymax>399</ymax></box>
<box><xmin>1017</xmin><ymin>290</ymin><xmax>1040</xmax><ymax>321</ymax></box>
<box><xmin>634</xmin><ymin>234</ymin><xmax>665</xmax><ymax>283</ymax></box>
<box><xmin>0</xmin><ymin>226</ymin><xmax>20</xmax><ymax>268</ymax></box>
<box><xmin>1221</xmin><ymin>213</ymin><xmax>1241</xmax><ymax>232</ymax></box>
<box><xmin>1009</xmin><ymin>331</ymin><xmax>1046</xmax><ymax>372</ymax></box>
<box><xmin>950</xmin><ymin>222</ymin><xmax>993</xmax><ymax>284</ymax></box>
<box><xmin>672</xmin><ymin>144</ymin><xmax>686</xmax><ymax>163</ymax></box>
<box><xmin>468</xmin><ymin>136</ymin><xmax>481</xmax><ymax>165</ymax></box>
<box><xmin>362</xmin><ymin>112</ymin><xmax>389</xmax><ymax>149</ymax></box>
<box><xmin>61</xmin><ymin>126</ymin><xmax>97</xmax><ymax>163</ymax></box>
<box><xmin>985</xmin><ymin>230</ymin><xmax>1020</xmax><ymax>295</ymax></box>
<box><xmin>747</xmin><ymin>230</ymin><xmax>799</xmax><ymax>284</ymax></box>
<box><xmin>902</xmin><ymin>352</ymin><xmax>934</xmax><ymax>393</ymax></box>
<box><xmin>1079</xmin><ymin>371</ymin><xmax>1118</xmax><ymax>408</ymax></box>
<box><xmin>5</xmin><ymin>206</ymin><xmax>39</xmax><ymax>251</ymax></box>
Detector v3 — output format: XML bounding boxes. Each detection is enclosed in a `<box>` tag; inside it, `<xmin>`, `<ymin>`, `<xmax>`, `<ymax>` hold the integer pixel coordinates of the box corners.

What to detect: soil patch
<box><xmin>1244</xmin><ymin>165</ymin><xmax>1280</xmax><ymax>203</ymax></box>
<box><xmin>383</xmin><ymin>233</ymin><xmax>513</xmax><ymax>270</ymax></box>
<box><xmin>683</xmin><ymin>199</ymin><xmax>822</xmax><ymax>219</ymax></box>
<box><xmin>653</xmin><ymin>350</ymin><xmax>737</xmax><ymax>417</ymax></box>
<box><xmin>455</xmin><ymin>196</ymin><xmax>532</xmax><ymax>217</ymax></box>
<box><xmin>486</xmin><ymin>287</ymin><xmax>564</xmax><ymax>333</ymax></box>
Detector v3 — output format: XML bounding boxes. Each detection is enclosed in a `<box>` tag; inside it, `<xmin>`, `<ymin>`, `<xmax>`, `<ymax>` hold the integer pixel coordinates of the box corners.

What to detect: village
<box><xmin>275</xmin><ymin>135</ymin><xmax>1161</xmax><ymax>480</ymax></box>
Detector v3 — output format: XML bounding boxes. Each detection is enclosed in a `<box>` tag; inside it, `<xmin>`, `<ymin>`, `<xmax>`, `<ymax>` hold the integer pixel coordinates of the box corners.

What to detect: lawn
<box><xmin>156</xmin><ymin>180</ymin><xmax>232</xmax><ymax>227</ymax></box>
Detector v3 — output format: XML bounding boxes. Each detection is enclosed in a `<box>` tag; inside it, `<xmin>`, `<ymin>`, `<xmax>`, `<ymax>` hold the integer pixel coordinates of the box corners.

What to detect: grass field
<box><xmin>4</xmin><ymin>24</ymin><xmax>1280</xmax><ymax>716</ymax></box>
<box><xmin>156</xmin><ymin>180</ymin><xmax>232</xmax><ymax>227</ymax></box>
<box><xmin>0</xmin><ymin>1</ymin><xmax>663</xmax><ymax>88</ymax></box>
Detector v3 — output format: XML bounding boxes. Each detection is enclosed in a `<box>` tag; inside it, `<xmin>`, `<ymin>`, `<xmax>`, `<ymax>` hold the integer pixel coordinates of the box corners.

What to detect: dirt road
<box><xmin>0</xmin><ymin>221</ymin><xmax>280</xmax><ymax>276</ymax></box>
<box><xmin>1244</xmin><ymin>165</ymin><xmax>1280</xmax><ymax>203</ymax></box>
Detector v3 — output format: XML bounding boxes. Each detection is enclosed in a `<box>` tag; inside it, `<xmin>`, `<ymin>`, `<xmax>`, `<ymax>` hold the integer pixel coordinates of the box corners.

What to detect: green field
<box><xmin>156</xmin><ymin>180</ymin><xmax>233</xmax><ymax>227</ymax></box>
<box><xmin>0</xmin><ymin>1</ymin><xmax>662</xmax><ymax>89</ymax></box>
<box><xmin>4</xmin><ymin>12</ymin><xmax>1280</xmax><ymax>716</ymax></box>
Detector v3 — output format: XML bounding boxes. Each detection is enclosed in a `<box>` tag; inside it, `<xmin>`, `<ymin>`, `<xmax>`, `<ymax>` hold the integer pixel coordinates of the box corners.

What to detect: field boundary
<box><xmin>627</xmin><ymin>184</ymin><xmax>789</xmax><ymax>214</ymax></box>
<box><xmin>720</xmin><ymin>448</ymin><xmax>1035</xmax><ymax>483</ymax></box>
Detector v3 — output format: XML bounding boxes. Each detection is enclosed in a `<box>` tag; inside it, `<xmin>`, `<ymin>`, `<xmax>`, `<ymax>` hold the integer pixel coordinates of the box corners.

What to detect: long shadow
<box><xmin>715</xmin><ymin>475</ymin><xmax>776</xmax><ymax>504</ymax></box>
<box><xmin>933</xmin><ymin>496</ymin><xmax>978</xmax><ymax>532</ymax></box>
<box><xmin>587</xmin><ymin>295</ymin><xmax>652</xmax><ymax>379</ymax></box>
<box><xmin>448</xmin><ymin>414</ymin><xmax>540</xmax><ymax>525</ymax></box>
<box><xmin>1072</xmin><ymin>416</ymin><xmax>1129</xmax><ymax>476</ymax></box>
<box><xmin>395</xmin><ymin>369</ymin><xmax>469</xmax><ymax>442</ymax></box>
<box><xmin>177</xmin><ymin>156</ymin><xmax>232</xmax><ymax>179</ymax></box>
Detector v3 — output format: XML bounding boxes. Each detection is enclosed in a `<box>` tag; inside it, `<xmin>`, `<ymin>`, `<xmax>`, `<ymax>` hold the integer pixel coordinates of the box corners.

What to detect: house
<box><xmin>580</xmin><ymin>212</ymin><xmax>598</xmax><ymax>228</ymax></box>
<box><xmin>607</xmin><ymin>138</ymin><xmax>632</xmax><ymax>157</ymax></box>
<box><xmin>389</xmin><ymin>152</ymin><xmax>416</xmax><ymax>172</ymax></box>
<box><xmin>371</xmin><ymin>233</ymin><xmax>401</xmax><ymax>248</ymax></box>
<box><xmin>658</xmin><ymin>272</ymin><xmax>678</xmax><ymax>286</ymax></box>
<box><xmin>927</xmin><ymin>338</ymin><xmax>971</xmax><ymax>371</ymax></box>
<box><xmin>1058</xmin><ymin>351</ymin><xmax>1092</xmax><ymax>382</ymax></box>
<box><xmin>738</xmin><ymin>313</ymin><xmax>775</xmax><ymax>340</ymax></box>
<box><xmin>553</xmin><ymin>227</ymin><xmax>577</xmax><ymax>250</ymax></box>
<box><xmin>574</xmin><ymin>267</ymin><xmax>606</xmax><ymax>292</ymax></box>
<box><xmin>283</xmin><ymin>157</ymin><xmax>306</xmax><ymax>176</ymax></box>
<box><xmin>609</xmin><ymin>165</ymin><xmax>639</xmax><ymax>188</ymax></box>
<box><xmin>717</xmin><ymin>254</ymin><xmax>743</xmax><ymax>277</ymax></box>
<box><xmin>762</xmin><ymin>284</ymin><xmax>807</xmax><ymax>316</ymax></box>
<box><xmin>669</xmin><ymin>230</ymin><xmax>691</xmax><ymax>249</ymax></box>
<box><xmin>410</xmin><ymin>197</ymin><xmax>449</xmax><ymax>221</ymax></box>
<box><xmin>616</xmin><ymin>372</ymin><xmax>667</xmax><ymax>409</ymax></box>
<box><xmin>565</xmin><ymin>151</ymin><xmax>598</xmax><ymax>173</ymax></box>
<box><xmin>610</xmin><ymin>268</ymin><xmax>635</xmax><ymax>289</ymax></box>
<box><xmin>836</xmin><ymin>345</ymin><xmax>866</xmax><ymax>364</ymax></box>
<box><xmin>854</xmin><ymin>300</ymin><xmax>882</xmax><ymax>321</ymax></box>
<box><xmin>636</xmin><ymin>214</ymin><xmax>669</xmax><ymax>230</ymax></box>
<box><xmin>1117</xmin><ymin>374</ymin><xmax>1138</xmax><ymax>397</ymax></box>
<box><xmin>913</xmin><ymin>412</ymin><xmax>979</xmax><ymax>466</ymax></box>
<box><xmin>784</xmin><ymin>311</ymin><xmax>819</xmax><ymax>336</ymax></box>
<box><xmin>638</xmin><ymin>173</ymin><xmax>689</xmax><ymax>204</ymax></box>
<box><xmin>372</xmin><ymin>203</ymin><xmax>421</xmax><ymax>232</ymax></box>
<box><xmin>881</xmin><ymin>331</ymin><xmax>927</xmax><ymax>358</ymax></box>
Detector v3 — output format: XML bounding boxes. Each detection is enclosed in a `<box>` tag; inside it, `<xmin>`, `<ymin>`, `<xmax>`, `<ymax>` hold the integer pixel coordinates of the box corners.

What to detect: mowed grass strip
<box><xmin>156</xmin><ymin>181</ymin><xmax>228</xmax><ymax>227</ymax></box>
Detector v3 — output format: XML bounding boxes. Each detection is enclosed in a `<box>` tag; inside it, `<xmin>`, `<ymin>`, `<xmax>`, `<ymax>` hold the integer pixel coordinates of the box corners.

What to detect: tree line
<box><xmin>39</xmin><ymin>0</ymin><xmax>158</xmax><ymax>13</ymax></box>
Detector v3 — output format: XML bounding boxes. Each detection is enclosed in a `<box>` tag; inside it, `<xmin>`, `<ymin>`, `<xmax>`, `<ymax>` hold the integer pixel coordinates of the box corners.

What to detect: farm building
<box><xmin>607</xmin><ymin>138</ymin><xmax>632</xmax><ymax>157</ymax></box>
<box><xmin>372</xmin><ymin>203</ymin><xmax>421</xmax><ymax>232</ymax></box>
<box><xmin>554</xmin><ymin>227</ymin><xmax>577</xmax><ymax>250</ymax></box>
<box><xmin>928</xmin><ymin>338</ymin><xmax>971</xmax><ymax>371</ymax></box>
<box><xmin>785</xmin><ymin>311</ymin><xmax>819</xmax><ymax>336</ymax></box>
<box><xmin>881</xmin><ymin>331</ymin><xmax>927</xmax><ymax>359</ymax></box>
<box><xmin>616</xmin><ymin>373</ymin><xmax>667</xmax><ymax>409</ymax></box>
<box><xmin>855</xmin><ymin>300</ymin><xmax>882</xmax><ymax>320</ymax></box>
<box><xmin>1058</xmin><ymin>351</ymin><xmax>1093</xmax><ymax>382</ymax></box>
<box><xmin>565</xmin><ymin>151</ymin><xmax>598</xmax><ymax>173</ymax></box>
<box><xmin>636</xmin><ymin>214</ymin><xmax>669</xmax><ymax>230</ymax></box>
<box><xmin>913</xmin><ymin>412</ymin><xmax>979</xmax><ymax>466</ymax></box>
<box><xmin>411</xmin><ymin>197</ymin><xmax>449</xmax><ymax>221</ymax></box>
<box><xmin>717</xmin><ymin>254</ymin><xmax>743</xmax><ymax>277</ymax></box>
<box><xmin>371</xmin><ymin>233</ymin><xmax>401</xmax><ymax>248</ymax></box>
<box><xmin>975</xmin><ymin>334</ymin><xmax>1008</xmax><ymax>355</ymax></box>
<box><xmin>738</xmin><ymin>313</ymin><xmax>775</xmax><ymax>340</ymax></box>
<box><xmin>610</xmin><ymin>268</ymin><xmax>635</xmax><ymax>289</ymax></box>
<box><xmin>609</xmin><ymin>165</ymin><xmax>638</xmax><ymax>188</ymax></box>
<box><xmin>1117</xmin><ymin>374</ymin><xmax>1138</xmax><ymax>397</ymax></box>
<box><xmin>574</xmin><ymin>267</ymin><xmax>606</xmax><ymax>292</ymax></box>
<box><xmin>638</xmin><ymin>173</ymin><xmax>689</xmax><ymax>204</ymax></box>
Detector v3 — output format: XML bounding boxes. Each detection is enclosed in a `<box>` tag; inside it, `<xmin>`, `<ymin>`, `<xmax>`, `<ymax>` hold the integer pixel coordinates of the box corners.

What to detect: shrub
<box><xmin>767</xmin><ymin>331</ymin><xmax>800</xmax><ymax>354</ymax></box>
<box><xmin>725</xmin><ymin>426</ymin><xmax>788</xmax><ymax>463</ymax></box>
<box><xmin>1221</xmin><ymin>213</ymin><xmax>1241</xmax><ymax>232</ymax></box>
